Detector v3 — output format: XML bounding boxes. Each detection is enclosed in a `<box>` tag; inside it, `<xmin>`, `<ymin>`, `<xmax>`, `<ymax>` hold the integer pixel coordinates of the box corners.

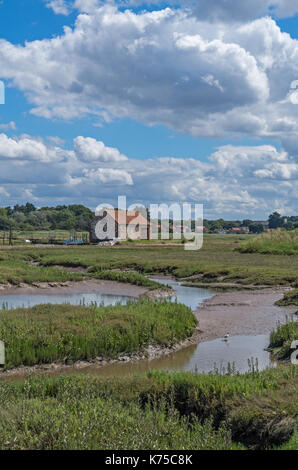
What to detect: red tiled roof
<box><xmin>106</xmin><ymin>209</ymin><xmax>150</xmax><ymax>226</ymax></box>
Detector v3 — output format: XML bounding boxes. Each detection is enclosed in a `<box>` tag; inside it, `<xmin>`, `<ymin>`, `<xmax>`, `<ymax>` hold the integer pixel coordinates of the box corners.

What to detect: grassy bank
<box><xmin>89</xmin><ymin>268</ymin><xmax>166</xmax><ymax>290</ymax></box>
<box><xmin>0</xmin><ymin>301</ymin><xmax>197</xmax><ymax>369</ymax></box>
<box><xmin>0</xmin><ymin>259</ymin><xmax>83</xmax><ymax>285</ymax></box>
<box><xmin>0</xmin><ymin>365</ymin><xmax>297</xmax><ymax>450</ymax></box>
<box><xmin>269</xmin><ymin>315</ymin><xmax>298</xmax><ymax>360</ymax></box>
<box><xmin>276</xmin><ymin>289</ymin><xmax>298</xmax><ymax>307</ymax></box>
<box><xmin>239</xmin><ymin>229</ymin><xmax>298</xmax><ymax>256</ymax></box>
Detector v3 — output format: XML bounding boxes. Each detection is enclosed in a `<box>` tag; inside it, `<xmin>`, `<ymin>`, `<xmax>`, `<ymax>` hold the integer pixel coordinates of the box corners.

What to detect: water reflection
<box><xmin>151</xmin><ymin>277</ymin><xmax>215</xmax><ymax>310</ymax></box>
<box><xmin>0</xmin><ymin>292</ymin><xmax>132</xmax><ymax>309</ymax></box>
<box><xmin>56</xmin><ymin>334</ymin><xmax>275</xmax><ymax>379</ymax></box>
<box><xmin>0</xmin><ymin>278</ymin><xmax>213</xmax><ymax>311</ymax></box>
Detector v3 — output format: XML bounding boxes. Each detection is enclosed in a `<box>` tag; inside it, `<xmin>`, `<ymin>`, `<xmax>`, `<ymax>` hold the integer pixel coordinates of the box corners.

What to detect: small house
<box><xmin>90</xmin><ymin>209</ymin><xmax>150</xmax><ymax>242</ymax></box>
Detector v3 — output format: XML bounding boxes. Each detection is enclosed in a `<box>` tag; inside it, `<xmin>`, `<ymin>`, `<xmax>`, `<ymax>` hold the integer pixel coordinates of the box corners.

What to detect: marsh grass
<box><xmin>0</xmin><ymin>365</ymin><xmax>296</xmax><ymax>449</ymax></box>
<box><xmin>269</xmin><ymin>315</ymin><xmax>298</xmax><ymax>360</ymax></box>
<box><xmin>0</xmin><ymin>385</ymin><xmax>233</xmax><ymax>450</ymax></box>
<box><xmin>89</xmin><ymin>268</ymin><xmax>166</xmax><ymax>290</ymax></box>
<box><xmin>239</xmin><ymin>229</ymin><xmax>298</xmax><ymax>256</ymax></box>
<box><xmin>0</xmin><ymin>300</ymin><xmax>196</xmax><ymax>369</ymax></box>
<box><xmin>276</xmin><ymin>289</ymin><xmax>298</xmax><ymax>307</ymax></box>
<box><xmin>0</xmin><ymin>259</ymin><xmax>82</xmax><ymax>285</ymax></box>
<box><xmin>35</xmin><ymin>239</ymin><xmax>298</xmax><ymax>286</ymax></box>
<box><xmin>0</xmin><ymin>234</ymin><xmax>297</xmax><ymax>287</ymax></box>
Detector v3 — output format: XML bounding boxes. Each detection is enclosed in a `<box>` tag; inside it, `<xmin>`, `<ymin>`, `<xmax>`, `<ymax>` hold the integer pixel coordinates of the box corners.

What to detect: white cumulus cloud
<box><xmin>74</xmin><ymin>136</ymin><xmax>128</xmax><ymax>162</ymax></box>
<box><xmin>0</xmin><ymin>132</ymin><xmax>296</xmax><ymax>218</ymax></box>
<box><xmin>46</xmin><ymin>0</ymin><xmax>72</xmax><ymax>15</ymax></box>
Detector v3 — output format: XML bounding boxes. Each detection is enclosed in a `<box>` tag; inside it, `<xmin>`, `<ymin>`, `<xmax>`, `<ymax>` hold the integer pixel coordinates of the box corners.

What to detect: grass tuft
<box><xmin>239</xmin><ymin>229</ymin><xmax>298</xmax><ymax>256</ymax></box>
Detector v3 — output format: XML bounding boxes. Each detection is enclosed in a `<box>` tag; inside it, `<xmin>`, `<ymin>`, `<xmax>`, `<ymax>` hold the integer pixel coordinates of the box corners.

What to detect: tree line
<box><xmin>0</xmin><ymin>203</ymin><xmax>297</xmax><ymax>233</ymax></box>
<box><xmin>0</xmin><ymin>203</ymin><xmax>94</xmax><ymax>231</ymax></box>
<box><xmin>202</xmin><ymin>213</ymin><xmax>298</xmax><ymax>233</ymax></box>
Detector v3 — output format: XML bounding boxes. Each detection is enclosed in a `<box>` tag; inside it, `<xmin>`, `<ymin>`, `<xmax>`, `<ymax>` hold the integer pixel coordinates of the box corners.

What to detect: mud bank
<box><xmin>0</xmin><ymin>279</ymin><xmax>167</xmax><ymax>298</ymax></box>
<box><xmin>196</xmin><ymin>287</ymin><xmax>297</xmax><ymax>342</ymax></box>
<box><xmin>1</xmin><ymin>326</ymin><xmax>201</xmax><ymax>378</ymax></box>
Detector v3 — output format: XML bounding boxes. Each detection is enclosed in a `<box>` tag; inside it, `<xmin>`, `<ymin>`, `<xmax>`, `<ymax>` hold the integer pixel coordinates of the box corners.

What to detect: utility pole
<box><xmin>9</xmin><ymin>225</ymin><xmax>13</xmax><ymax>246</ymax></box>
<box><xmin>0</xmin><ymin>341</ymin><xmax>4</xmax><ymax>368</ymax></box>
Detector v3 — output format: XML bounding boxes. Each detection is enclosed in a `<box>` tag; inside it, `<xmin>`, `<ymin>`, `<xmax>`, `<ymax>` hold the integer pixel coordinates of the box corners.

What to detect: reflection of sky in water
<box><xmin>0</xmin><ymin>292</ymin><xmax>132</xmax><ymax>309</ymax></box>
<box><xmin>184</xmin><ymin>334</ymin><xmax>275</xmax><ymax>374</ymax></box>
<box><xmin>69</xmin><ymin>334</ymin><xmax>275</xmax><ymax>379</ymax></box>
<box><xmin>150</xmin><ymin>278</ymin><xmax>214</xmax><ymax>310</ymax></box>
<box><xmin>0</xmin><ymin>278</ymin><xmax>214</xmax><ymax>311</ymax></box>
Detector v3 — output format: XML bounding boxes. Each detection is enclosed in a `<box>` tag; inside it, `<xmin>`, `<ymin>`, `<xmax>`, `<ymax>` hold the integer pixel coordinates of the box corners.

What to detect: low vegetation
<box><xmin>0</xmin><ymin>376</ymin><xmax>234</xmax><ymax>450</ymax></box>
<box><xmin>0</xmin><ymin>235</ymin><xmax>296</xmax><ymax>287</ymax></box>
<box><xmin>9</xmin><ymin>234</ymin><xmax>297</xmax><ymax>287</ymax></box>
<box><xmin>269</xmin><ymin>315</ymin><xmax>298</xmax><ymax>360</ymax></box>
<box><xmin>0</xmin><ymin>365</ymin><xmax>297</xmax><ymax>450</ymax></box>
<box><xmin>89</xmin><ymin>268</ymin><xmax>166</xmax><ymax>290</ymax></box>
<box><xmin>276</xmin><ymin>289</ymin><xmax>298</xmax><ymax>307</ymax></box>
<box><xmin>0</xmin><ymin>301</ymin><xmax>196</xmax><ymax>369</ymax></box>
<box><xmin>0</xmin><ymin>259</ymin><xmax>83</xmax><ymax>285</ymax></box>
<box><xmin>239</xmin><ymin>229</ymin><xmax>298</xmax><ymax>256</ymax></box>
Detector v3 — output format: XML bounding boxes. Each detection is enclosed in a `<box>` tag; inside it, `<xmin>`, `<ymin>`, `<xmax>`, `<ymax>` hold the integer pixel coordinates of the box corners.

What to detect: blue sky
<box><xmin>0</xmin><ymin>0</ymin><xmax>297</xmax><ymax>218</ymax></box>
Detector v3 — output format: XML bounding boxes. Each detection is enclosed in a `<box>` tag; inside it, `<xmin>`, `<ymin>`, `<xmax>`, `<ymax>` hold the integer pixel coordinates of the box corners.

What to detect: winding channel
<box><xmin>1</xmin><ymin>277</ymin><xmax>294</xmax><ymax>376</ymax></box>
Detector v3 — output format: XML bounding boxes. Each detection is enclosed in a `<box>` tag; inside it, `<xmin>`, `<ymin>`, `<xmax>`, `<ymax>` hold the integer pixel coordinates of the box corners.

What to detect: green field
<box><xmin>0</xmin><ymin>234</ymin><xmax>297</xmax><ymax>287</ymax></box>
<box><xmin>0</xmin><ymin>366</ymin><xmax>297</xmax><ymax>450</ymax></box>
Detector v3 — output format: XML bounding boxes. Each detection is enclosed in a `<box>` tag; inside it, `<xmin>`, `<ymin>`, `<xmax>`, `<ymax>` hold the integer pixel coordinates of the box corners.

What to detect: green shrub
<box><xmin>239</xmin><ymin>229</ymin><xmax>298</xmax><ymax>256</ymax></box>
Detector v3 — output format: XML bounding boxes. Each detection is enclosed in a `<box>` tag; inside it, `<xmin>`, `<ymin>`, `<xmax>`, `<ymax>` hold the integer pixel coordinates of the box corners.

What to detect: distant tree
<box><xmin>13</xmin><ymin>203</ymin><xmax>36</xmax><ymax>214</ymax></box>
<box><xmin>209</xmin><ymin>221</ymin><xmax>223</xmax><ymax>232</ymax></box>
<box><xmin>53</xmin><ymin>209</ymin><xmax>77</xmax><ymax>230</ymax></box>
<box><xmin>0</xmin><ymin>208</ymin><xmax>9</xmax><ymax>230</ymax></box>
<box><xmin>69</xmin><ymin>204</ymin><xmax>94</xmax><ymax>230</ymax></box>
<box><xmin>283</xmin><ymin>221</ymin><xmax>295</xmax><ymax>231</ymax></box>
<box><xmin>69</xmin><ymin>204</ymin><xmax>93</xmax><ymax>217</ymax></box>
<box><xmin>268</xmin><ymin>212</ymin><xmax>284</xmax><ymax>229</ymax></box>
<box><xmin>25</xmin><ymin>202</ymin><xmax>36</xmax><ymax>214</ymax></box>
<box><xmin>242</xmin><ymin>219</ymin><xmax>253</xmax><ymax>227</ymax></box>
<box><xmin>76</xmin><ymin>215</ymin><xmax>91</xmax><ymax>231</ymax></box>
<box><xmin>5</xmin><ymin>206</ymin><xmax>13</xmax><ymax>216</ymax></box>
<box><xmin>10</xmin><ymin>211</ymin><xmax>28</xmax><ymax>229</ymax></box>
<box><xmin>249</xmin><ymin>223</ymin><xmax>264</xmax><ymax>234</ymax></box>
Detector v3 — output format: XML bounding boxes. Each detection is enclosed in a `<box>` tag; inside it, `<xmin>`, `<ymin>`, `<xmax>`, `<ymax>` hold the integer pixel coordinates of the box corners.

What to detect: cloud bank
<box><xmin>0</xmin><ymin>133</ymin><xmax>296</xmax><ymax>218</ymax></box>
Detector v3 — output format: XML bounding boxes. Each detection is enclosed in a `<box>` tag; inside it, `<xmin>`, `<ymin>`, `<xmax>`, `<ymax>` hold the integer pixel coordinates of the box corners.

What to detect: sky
<box><xmin>0</xmin><ymin>0</ymin><xmax>298</xmax><ymax>219</ymax></box>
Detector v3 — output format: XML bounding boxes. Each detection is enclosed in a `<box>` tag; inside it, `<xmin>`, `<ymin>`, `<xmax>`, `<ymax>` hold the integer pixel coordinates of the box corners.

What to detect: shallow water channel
<box><xmin>0</xmin><ymin>278</ymin><xmax>277</xmax><ymax>375</ymax></box>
